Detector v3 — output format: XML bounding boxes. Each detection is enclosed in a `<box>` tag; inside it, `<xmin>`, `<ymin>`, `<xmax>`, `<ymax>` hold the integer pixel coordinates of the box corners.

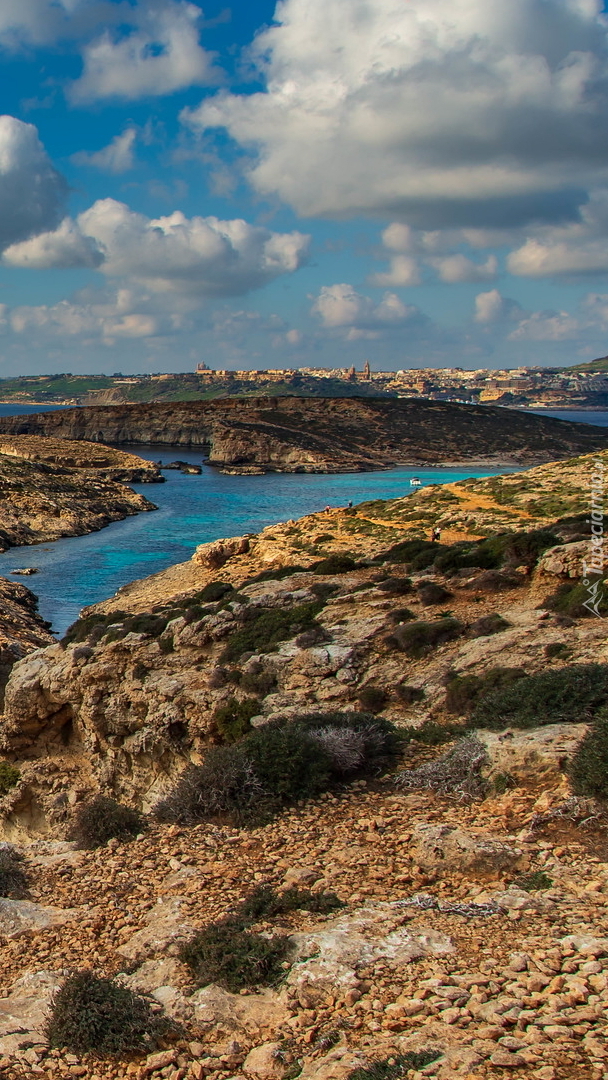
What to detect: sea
<box><xmin>0</xmin><ymin>403</ymin><xmax>606</xmax><ymax>636</ymax></box>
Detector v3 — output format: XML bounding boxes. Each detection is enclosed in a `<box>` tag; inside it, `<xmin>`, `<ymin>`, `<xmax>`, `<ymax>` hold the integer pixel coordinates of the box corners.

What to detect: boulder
<box><xmin>193</xmin><ymin>536</ymin><xmax>250</xmax><ymax>569</ymax></box>
<box><xmin>191</xmin><ymin>984</ymin><xmax>284</xmax><ymax>1036</ymax></box>
<box><xmin>0</xmin><ymin>898</ymin><xmax>74</xmax><ymax>940</ymax></box>
<box><xmin>116</xmin><ymin>896</ymin><xmax>197</xmax><ymax>964</ymax></box>
<box><xmin>537</xmin><ymin>541</ymin><xmax>587</xmax><ymax>579</ymax></box>
<box><xmin>243</xmin><ymin>1042</ymin><xmax>288</xmax><ymax>1080</ymax></box>
<box><xmin>409</xmin><ymin>824</ymin><xmax>521</xmax><ymax>875</ymax></box>
<box><xmin>477</xmin><ymin>724</ymin><xmax>588</xmax><ymax>787</ymax></box>
<box><xmin>0</xmin><ymin>970</ymin><xmax>61</xmax><ymax>1055</ymax></box>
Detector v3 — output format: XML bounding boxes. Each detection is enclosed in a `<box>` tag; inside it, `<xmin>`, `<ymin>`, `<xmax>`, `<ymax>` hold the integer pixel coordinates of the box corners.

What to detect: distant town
<box><xmin>1</xmin><ymin>355</ymin><xmax>608</xmax><ymax>409</ymax></box>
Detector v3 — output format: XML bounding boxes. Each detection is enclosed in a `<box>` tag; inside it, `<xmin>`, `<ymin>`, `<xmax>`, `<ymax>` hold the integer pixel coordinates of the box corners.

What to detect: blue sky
<box><xmin>1</xmin><ymin>0</ymin><xmax>608</xmax><ymax>374</ymax></box>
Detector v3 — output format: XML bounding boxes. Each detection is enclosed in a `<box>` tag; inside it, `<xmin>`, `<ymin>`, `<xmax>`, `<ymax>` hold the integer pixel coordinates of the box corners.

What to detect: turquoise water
<box><xmin>0</xmin><ymin>401</ymin><xmax>605</xmax><ymax>636</ymax></box>
<box><xmin>0</xmin><ymin>445</ymin><xmax>514</xmax><ymax>636</ymax></box>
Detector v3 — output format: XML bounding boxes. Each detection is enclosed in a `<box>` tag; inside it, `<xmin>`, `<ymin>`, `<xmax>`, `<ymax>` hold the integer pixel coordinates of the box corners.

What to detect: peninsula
<box><xmin>0</xmin><ymin>397</ymin><xmax>606</xmax><ymax>472</ymax></box>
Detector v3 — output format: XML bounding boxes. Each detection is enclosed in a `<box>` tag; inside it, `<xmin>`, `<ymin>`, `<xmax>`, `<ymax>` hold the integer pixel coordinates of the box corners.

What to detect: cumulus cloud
<box><xmin>311</xmin><ymin>284</ymin><xmax>419</xmax><ymax>338</ymax></box>
<box><xmin>368</xmin><ymin>256</ymin><xmax>421</xmax><ymax>288</ymax></box>
<box><xmin>507</xmin><ymin>190</ymin><xmax>608</xmax><ymax>277</ymax></box>
<box><xmin>430</xmin><ymin>254</ymin><xmax>498</xmax><ymax>284</ymax></box>
<box><xmin>474</xmin><ymin>289</ymin><xmax>524</xmax><ymax>323</ymax></box>
<box><xmin>72</xmin><ymin>129</ymin><xmax>137</xmax><ymax>173</ymax></box>
<box><xmin>187</xmin><ymin>0</ymin><xmax>608</xmax><ymax>228</ymax></box>
<box><xmin>9</xmin><ymin>292</ymin><xmax>158</xmax><ymax>342</ymax></box>
<box><xmin>70</xmin><ymin>1</ymin><xmax>218</xmax><ymax>103</ymax></box>
<box><xmin>508</xmin><ymin>311</ymin><xmax>581</xmax><ymax>340</ymax></box>
<box><xmin>4</xmin><ymin>198</ymin><xmax>310</xmax><ymax>297</ymax></box>
<box><xmin>0</xmin><ymin>116</ymin><xmax>67</xmax><ymax>250</ymax></box>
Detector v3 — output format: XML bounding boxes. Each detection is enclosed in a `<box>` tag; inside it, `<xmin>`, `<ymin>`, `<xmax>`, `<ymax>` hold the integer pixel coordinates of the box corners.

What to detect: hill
<box><xmin>0</xmin><ymin>397</ymin><xmax>606</xmax><ymax>472</ymax></box>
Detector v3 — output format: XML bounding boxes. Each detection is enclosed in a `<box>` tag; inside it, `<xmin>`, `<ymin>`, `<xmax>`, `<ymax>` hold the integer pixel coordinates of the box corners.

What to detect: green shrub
<box><xmin>569</xmin><ymin>711</ymin><xmax>608</xmax><ymax>799</ymax></box>
<box><xmin>433</xmin><ymin>538</ymin><xmax>505</xmax><ymax>574</ymax></box>
<box><xmin>357</xmin><ymin>687</ymin><xmax>388</xmax><ymax>713</ymax></box>
<box><xmin>312</xmin><ymin>554</ymin><xmax>357</xmax><ymax>575</ymax></box>
<box><xmin>220</xmin><ymin>601</ymin><xmax>324</xmax><ymax>662</ymax></box>
<box><xmin>544</xmin><ymin>642</ymin><xmax>571</xmax><ymax>659</ymax></box>
<box><xmin>0</xmin><ymin>846</ymin><xmax>27</xmax><ymax>897</ymax></box>
<box><xmin>348</xmin><ymin>1051</ymin><xmax>442</xmax><ymax>1080</ymax></box>
<box><xmin>309</xmin><ymin>581</ymin><xmax>339</xmax><ymax>599</ymax></box>
<box><xmin>0</xmin><ymin>761</ymin><xmax>20</xmax><ymax>795</ymax></box>
<box><xmin>376</xmin><ymin>577</ymin><xmax>412</xmax><ymax>595</ymax></box>
<box><xmin>503</xmin><ymin>529</ymin><xmax>561</xmax><ymax>569</ymax></box>
<box><xmin>378</xmin><ymin>539</ymin><xmax>438</xmax><ymax>566</ymax></box>
<box><xmin>469</xmin><ymin>614</ymin><xmax>510</xmax><ymax>638</ymax></box>
<box><xmin>402</xmin><ymin>719</ymin><xmax>468</xmax><ymax>746</ymax></box>
<box><xmin>236</xmin><ymin>884</ymin><xmax>344</xmax><ymax>922</ymax></box>
<box><xmin>463</xmin><ymin>569</ymin><xmax>524</xmax><ymax>592</ymax></box>
<box><xmin>69</xmin><ymin>796</ymin><xmax>145</xmax><ymax>849</ymax></box>
<box><xmin>387</xmin><ymin>607</ymin><xmax>416</xmax><ymax>624</ymax></box>
<box><xmin>45</xmin><ymin>971</ymin><xmax>172</xmax><ymax>1056</ymax></box>
<box><xmin>239</xmin><ymin>668</ymin><xmax>277</xmax><ymax>695</ymax></box>
<box><xmin>213</xmin><ymin>697</ymin><xmax>260</xmax><ymax>742</ymax></box>
<box><xmin>195</xmin><ymin>581</ymin><xmax>235</xmax><ymax>603</ymax></box>
<box><xmin>62</xmin><ymin>612</ymin><xmax>129</xmax><ymax>646</ymax></box>
<box><xmin>179</xmin><ymin>919</ymin><xmax>291</xmax><ymax>992</ymax></box>
<box><xmin>513</xmin><ymin>870</ymin><xmax>553</xmax><ymax>891</ymax></box>
<box><xmin>395</xmin><ymin>683</ymin><xmax>425</xmax><ymax>705</ymax></box>
<box><xmin>543</xmin><ymin>580</ymin><xmax>608</xmax><ymax>619</ymax></box>
<box><xmin>493</xmin><ymin>772</ymin><xmax>516</xmax><ymax>794</ymax></box>
<box><xmin>445</xmin><ymin>668</ymin><xmax>527</xmax><ymax>716</ymax></box>
<box><xmin>387</xmin><ymin>618</ymin><xmax>464</xmax><ymax>658</ymax></box>
<box><xmin>470</xmin><ymin>663</ymin><xmax>608</xmax><ymax>730</ymax></box>
<box><xmin>155</xmin><ymin>712</ymin><xmax>400</xmax><ymax>825</ymax></box>
<box><xmin>417</xmin><ymin>581</ymin><xmax>452</xmax><ymax>606</ymax></box>
<box><xmin>243</xmin><ymin>566</ymin><xmax>305</xmax><ymax>586</ymax></box>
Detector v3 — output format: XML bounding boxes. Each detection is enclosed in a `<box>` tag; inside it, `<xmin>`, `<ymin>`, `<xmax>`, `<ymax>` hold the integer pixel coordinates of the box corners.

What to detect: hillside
<box><xmin>0</xmin><ymin>448</ymin><xmax>606</xmax><ymax>1078</ymax></box>
<box><xmin>0</xmin><ymin>397</ymin><xmax>606</xmax><ymax>472</ymax></box>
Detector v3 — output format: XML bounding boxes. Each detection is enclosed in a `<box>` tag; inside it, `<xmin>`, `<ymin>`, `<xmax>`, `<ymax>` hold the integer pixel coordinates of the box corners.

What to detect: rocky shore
<box><xmin>0</xmin><ymin>398</ymin><xmax>606</xmax><ymax>472</ymax></box>
<box><xmin>0</xmin><ymin>448</ymin><xmax>605</xmax><ymax>1078</ymax></box>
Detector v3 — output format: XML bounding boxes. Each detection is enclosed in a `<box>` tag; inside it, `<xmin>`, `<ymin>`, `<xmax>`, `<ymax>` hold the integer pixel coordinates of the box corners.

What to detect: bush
<box><xmin>543</xmin><ymin>580</ymin><xmax>608</xmax><ymax>619</ymax></box>
<box><xmin>568</xmin><ymin>711</ymin><xmax>608</xmax><ymax>799</ymax></box>
<box><xmin>179</xmin><ymin>919</ymin><xmax>291</xmax><ymax>992</ymax></box>
<box><xmin>396</xmin><ymin>736</ymin><xmax>488</xmax><ymax>800</ymax></box>
<box><xmin>378</xmin><ymin>539</ymin><xmax>438</xmax><ymax>567</ymax></box>
<box><xmin>513</xmin><ymin>870</ymin><xmax>553</xmax><ymax>891</ymax></box>
<box><xmin>395</xmin><ymin>683</ymin><xmax>425</xmax><ymax>705</ymax></box>
<box><xmin>62</xmin><ymin>612</ymin><xmax>129</xmax><ymax>646</ymax></box>
<box><xmin>244</xmin><ymin>566</ymin><xmax>304</xmax><ymax>585</ymax></box>
<box><xmin>239</xmin><ymin>667</ymin><xmax>277</xmax><ymax>696</ymax></box>
<box><xmin>503</xmin><ymin>529</ymin><xmax>561</xmax><ymax>569</ymax></box>
<box><xmin>445</xmin><ymin>667</ymin><xmax>527</xmax><ymax>716</ymax></box>
<box><xmin>220</xmin><ymin>601</ymin><xmax>324</xmax><ymax>662</ymax></box>
<box><xmin>544</xmin><ymin>642</ymin><xmax>571</xmax><ymax>659</ymax></box>
<box><xmin>236</xmin><ymin>884</ymin><xmax>344</xmax><ymax>922</ymax></box>
<box><xmin>0</xmin><ymin>845</ymin><xmax>27</xmax><ymax>897</ymax></box>
<box><xmin>402</xmin><ymin>719</ymin><xmax>468</xmax><ymax>746</ymax></box>
<box><xmin>69</xmin><ymin>796</ymin><xmax>145</xmax><ymax>849</ymax></box>
<box><xmin>45</xmin><ymin>971</ymin><xmax>172</xmax><ymax>1056</ymax></box>
<box><xmin>357</xmin><ymin>687</ymin><xmax>388</xmax><ymax>713</ymax></box>
<box><xmin>433</xmin><ymin>538</ymin><xmax>505</xmax><ymax>574</ymax></box>
<box><xmin>309</xmin><ymin>581</ymin><xmax>339</xmax><ymax>599</ymax></box>
<box><xmin>471</xmin><ymin>663</ymin><xmax>608</xmax><ymax>730</ymax></box>
<box><xmin>387</xmin><ymin>607</ymin><xmax>416</xmax><ymax>624</ymax></box>
<box><xmin>155</xmin><ymin>712</ymin><xmax>400</xmax><ymax>825</ymax></box>
<box><xmin>213</xmin><ymin>697</ymin><xmax>260</xmax><ymax>742</ymax></box>
<box><xmin>0</xmin><ymin>761</ymin><xmax>20</xmax><ymax>795</ymax></box>
<box><xmin>196</xmin><ymin>581</ymin><xmax>235</xmax><ymax>603</ymax></box>
<box><xmin>417</xmin><ymin>581</ymin><xmax>452</xmax><ymax>606</ymax></box>
<box><xmin>312</xmin><ymin>554</ymin><xmax>357</xmax><ymax>575</ymax></box>
<box><xmin>387</xmin><ymin>618</ymin><xmax>464</xmax><ymax>658</ymax></box>
<box><xmin>376</xmin><ymin>577</ymin><xmax>412</xmax><ymax>595</ymax></box>
<box><xmin>462</xmin><ymin>569</ymin><xmax>524</xmax><ymax>592</ymax></box>
<box><xmin>469</xmin><ymin>614</ymin><xmax>510</xmax><ymax>638</ymax></box>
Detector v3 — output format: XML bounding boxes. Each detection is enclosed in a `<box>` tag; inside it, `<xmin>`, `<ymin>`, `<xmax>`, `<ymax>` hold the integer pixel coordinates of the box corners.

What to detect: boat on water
<box><xmin>410</xmin><ymin>477</ymin><xmax>422</xmax><ymax>487</ymax></box>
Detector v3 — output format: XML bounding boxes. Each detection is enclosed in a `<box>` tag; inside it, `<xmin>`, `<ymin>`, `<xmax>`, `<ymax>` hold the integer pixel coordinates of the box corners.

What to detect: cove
<box><xmin>0</xmin><ymin>441</ymin><xmax>519</xmax><ymax>637</ymax></box>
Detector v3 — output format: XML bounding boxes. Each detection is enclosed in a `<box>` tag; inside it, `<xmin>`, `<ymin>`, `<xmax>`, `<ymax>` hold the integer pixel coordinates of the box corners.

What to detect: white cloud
<box><xmin>186</xmin><ymin>0</ymin><xmax>608</xmax><ymax>228</ymax></box>
<box><xmin>70</xmin><ymin>1</ymin><xmax>218</xmax><ymax>103</ymax></box>
<box><xmin>368</xmin><ymin>256</ymin><xmax>421</xmax><ymax>287</ymax></box>
<box><xmin>508</xmin><ymin>311</ymin><xmax>581</xmax><ymax>340</ymax></box>
<box><xmin>311</xmin><ymin>283</ymin><xmax>418</xmax><ymax>333</ymax></box>
<box><xmin>506</xmin><ymin>191</ymin><xmax>608</xmax><ymax>277</ymax></box>
<box><xmin>431</xmin><ymin>254</ymin><xmax>498</xmax><ymax>284</ymax></box>
<box><xmin>474</xmin><ymin>289</ymin><xmax>524</xmax><ymax>323</ymax></box>
<box><xmin>4</xmin><ymin>198</ymin><xmax>310</xmax><ymax>297</ymax></box>
<box><xmin>0</xmin><ymin>116</ymin><xmax>66</xmax><ymax>250</ymax></box>
<box><xmin>9</xmin><ymin>291</ymin><xmax>159</xmax><ymax>342</ymax></box>
<box><xmin>3</xmin><ymin>217</ymin><xmax>103</xmax><ymax>268</ymax></box>
<box><xmin>72</xmin><ymin>128</ymin><xmax>137</xmax><ymax>173</ymax></box>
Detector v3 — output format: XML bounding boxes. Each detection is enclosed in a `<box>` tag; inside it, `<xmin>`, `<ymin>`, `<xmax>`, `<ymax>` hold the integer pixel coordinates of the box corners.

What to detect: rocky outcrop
<box><xmin>0</xmin><ymin>397</ymin><xmax>605</xmax><ymax>472</ymax></box>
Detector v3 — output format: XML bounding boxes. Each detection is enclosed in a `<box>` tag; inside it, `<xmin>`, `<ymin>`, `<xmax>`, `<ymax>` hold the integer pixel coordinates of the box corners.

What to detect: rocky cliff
<box><xmin>0</xmin><ymin>436</ymin><xmax>159</xmax><ymax>552</ymax></box>
<box><xmin>0</xmin><ymin>397</ymin><xmax>606</xmax><ymax>471</ymax></box>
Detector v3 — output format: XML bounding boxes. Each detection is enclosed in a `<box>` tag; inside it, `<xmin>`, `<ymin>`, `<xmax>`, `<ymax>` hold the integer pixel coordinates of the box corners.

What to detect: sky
<box><xmin>2</xmin><ymin>1</ymin><xmax>608</xmax><ymax>373</ymax></box>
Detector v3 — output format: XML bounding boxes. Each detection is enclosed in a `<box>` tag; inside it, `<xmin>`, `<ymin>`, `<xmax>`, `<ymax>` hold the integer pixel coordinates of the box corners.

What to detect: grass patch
<box><xmin>213</xmin><ymin>697</ymin><xmax>261</xmax><ymax>742</ymax></box>
<box><xmin>69</xmin><ymin>796</ymin><xmax>145</xmax><ymax>849</ymax></box>
<box><xmin>445</xmin><ymin>668</ymin><xmax>527</xmax><ymax>716</ymax></box>
<box><xmin>45</xmin><ymin>971</ymin><xmax>172</xmax><ymax>1056</ymax></box>
<box><xmin>348</xmin><ymin>1051</ymin><xmax>442</xmax><ymax>1080</ymax></box>
<box><xmin>220</xmin><ymin>601</ymin><xmax>324</xmax><ymax>662</ymax></box>
<box><xmin>387</xmin><ymin>618</ymin><xmax>464</xmax><ymax>658</ymax></box>
<box><xmin>179</xmin><ymin>919</ymin><xmax>290</xmax><ymax>992</ymax></box>
<box><xmin>0</xmin><ymin>761</ymin><xmax>20</xmax><ymax>795</ymax></box>
<box><xmin>569</xmin><ymin>711</ymin><xmax>608</xmax><ymax>799</ymax></box>
<box><xmin>471</xmin><ymin>663</ymin><xmax>608</xmax><ymax>730</ymax></box>
<box><xmin>236</xmin><ymin>884</ymin><xmax>344</xmax><ymax>922</ymax></box>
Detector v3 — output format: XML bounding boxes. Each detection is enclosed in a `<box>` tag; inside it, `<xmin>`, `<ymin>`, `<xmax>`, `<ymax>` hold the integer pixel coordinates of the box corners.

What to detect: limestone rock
<box><xmin>191</xmin><ymin>985</ymin><xmax>284</xmax><ymax>1035</ymax></box>
<box><xmin>409</xmin><ymin>824</ymin><xmax>521</xmax><ymax>874</ymax></box>
<box><xmin>243</xmin><ymin>1042</ymin><xmax>288</xmax><ymax>1080</ymax></box>
<box><xmin>0</xmin><ymin>970</ymin><xmax>61</xmax><ymax>1055</ymax></box>
<box><xmin>537</xmin><ymin>541</ymin><xmax>587</xmax><ymax>579</ymax></box>
<box><xmin>193</xmin><ymin>536</ymin><xmax>250</xmax><ymax>569</ymax></box>
<box><xmin>287</xmin><ymin>902</ymin><xmax>453</xmax><ymax>1008</ymax></box>
<box><xmin>116</xmin><ymin>896</ymin><xmax>197</xmax><ymax>964</ymax></box>
<box><xmin>0</xmin><ymin>898</ymin><xmax>74</xmax><ymax>940</ymax></box>
<box><xmin>477</xmin><ymin>724</ymin><xmax>588</xmax><ymax>786</ymax></box>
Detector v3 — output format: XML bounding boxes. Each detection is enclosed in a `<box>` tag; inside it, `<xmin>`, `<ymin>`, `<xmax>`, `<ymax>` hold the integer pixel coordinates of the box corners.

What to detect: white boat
<box><xmin>410</xmin><ymin>477</ymin><xmax>421</xmax><ymax>487</ymax></box>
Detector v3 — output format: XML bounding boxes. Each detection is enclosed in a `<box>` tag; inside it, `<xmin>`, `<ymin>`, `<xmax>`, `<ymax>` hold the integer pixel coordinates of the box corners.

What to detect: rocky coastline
<box><xmin>0</xmin><ymin>397</ymin><xmax>606</xmax><ymax>472</ymax></box>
